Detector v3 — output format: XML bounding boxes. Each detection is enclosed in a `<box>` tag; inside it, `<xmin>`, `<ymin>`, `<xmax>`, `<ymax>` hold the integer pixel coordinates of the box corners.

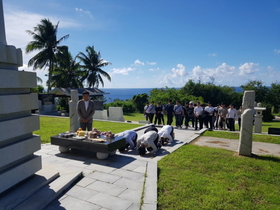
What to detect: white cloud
<box><xmin>238</xmin><ymin>62</ymin><xmax>259</xmax><ymax>76</ymax></box>
<box><xmin>149</xmin><ymin>67</ymin><xmax>160</xmax><ymax>71</ymax></box>
<box><xmin>208</xmin><ymin>53</ymin><xmax>217</xmax><ymax>57</ymax></box>
<box><xmin>215</xmin><ymin>63</ymin><xmax>235</xmax><ymax>74</ymax></box>
<box><xmin>147</xmin><ymin>61</ymin><xmax>156</xmax><ymax>65</ymax></box>
<box><xmin>75</xmin><ymin>8</ymin><xmax>94</xmax><ymax>19</ymax></box>
<box><xmin>134</xmin><ymin>59</ymin><xmax>145</xmax><ymax>66</ymax></box>
<box><xmin>171</xmin><ymin>64</ymin><xmax>187</xmax><ymax>77</ymax></box>
<box><xmin>274</xmin><ymin>49</ymin><xmax>280</xmax><ymax>54</ymax></box>
<box><xmin>110</xmin><ymin>67</ymin><xmax>135</xmax><ymax>75</ymax></box>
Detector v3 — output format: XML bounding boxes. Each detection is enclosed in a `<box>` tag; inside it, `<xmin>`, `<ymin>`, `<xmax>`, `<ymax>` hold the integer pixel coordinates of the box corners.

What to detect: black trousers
<box><xmin>167</xmin><ymin>114</ymin><xmax>173</xmax><ymax>125</ymax></box>
<box><xmin>195</xmin><ymin>116</ymin><xmax>203</xmax><ymax>130</ymax></box>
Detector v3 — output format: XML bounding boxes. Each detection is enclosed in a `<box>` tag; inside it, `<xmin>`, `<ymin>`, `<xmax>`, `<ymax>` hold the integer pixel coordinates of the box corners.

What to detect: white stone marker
<box><xmin>69</xmin><ymin>90</ymin><xmax>79</xmax><ymax>132</ymax></box>
<box><xmin>238</xmin><ymin>91</ymin><xmax>255</xmax><ymax>156</ymax></box>
<box><xmin>0</xmin><ymin>0</ymin><xmax>41</xmax><ymax>194</ymax></box>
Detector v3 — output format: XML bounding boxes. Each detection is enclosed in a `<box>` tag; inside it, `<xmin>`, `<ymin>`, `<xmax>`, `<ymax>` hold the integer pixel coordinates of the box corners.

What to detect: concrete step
<box><xmin>12</xmin><ymin>170</ymin><xmax>82</xmax><ymax>210</ymax></box>
<box><xmin>0</xmin><ymin>167</ymin><xmax>59</xmax><ymax>210</ymax></box>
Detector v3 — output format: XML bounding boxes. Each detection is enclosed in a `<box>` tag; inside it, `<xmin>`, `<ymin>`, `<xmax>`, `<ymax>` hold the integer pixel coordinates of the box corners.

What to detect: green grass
<box><xmin>34</xmin><ymin>116</ymin><xmax>142</xmax><ymax>144</ymax></box>
<box><xmin>158</xmin><ymin>145</ymin><xmax>280</xmax><ymax>210</ymax></box>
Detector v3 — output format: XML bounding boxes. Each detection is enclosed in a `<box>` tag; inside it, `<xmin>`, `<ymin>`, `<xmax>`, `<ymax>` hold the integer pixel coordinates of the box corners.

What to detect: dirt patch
<box><xmin>206</xmin><ymin>140</ymin><xmax>228</xmax><ymax>144</ymax></box>
<box><xmin>258</xmin><ymin>149</ymin><xmax>269</xmax><ymax>153</ymax></box>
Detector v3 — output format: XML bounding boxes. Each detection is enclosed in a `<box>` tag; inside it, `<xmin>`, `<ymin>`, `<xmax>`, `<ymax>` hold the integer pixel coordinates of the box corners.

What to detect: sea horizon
<box><xmin>100</xmin><ymin>87</ymin><xmax>244</xmax><ymax>103</ymax></box>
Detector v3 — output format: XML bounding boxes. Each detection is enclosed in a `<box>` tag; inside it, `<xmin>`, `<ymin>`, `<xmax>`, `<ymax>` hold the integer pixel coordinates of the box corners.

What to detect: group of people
<box><xmin>144</xmin><ymin>100</ymin><xmax>243</xmax><ymax>131</ymax></box>
<box><xmin>116</xmin><ymin>125</ymin><xmax>175</xmax><ymax>156</ymax></box>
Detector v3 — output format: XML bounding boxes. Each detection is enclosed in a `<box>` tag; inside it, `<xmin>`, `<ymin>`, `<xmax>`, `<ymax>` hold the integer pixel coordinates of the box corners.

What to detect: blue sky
<box><xmin>3</xmin><ymin>0</ymin><xmax>280</xmax><ymax>88</ymax></box>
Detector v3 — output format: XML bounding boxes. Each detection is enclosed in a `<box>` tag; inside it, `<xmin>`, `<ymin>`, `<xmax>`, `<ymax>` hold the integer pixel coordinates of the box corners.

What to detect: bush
<box><xmin>104</xmin><ymin>101</ymin><xmax>137</xmax><ymax>114</ymax></box>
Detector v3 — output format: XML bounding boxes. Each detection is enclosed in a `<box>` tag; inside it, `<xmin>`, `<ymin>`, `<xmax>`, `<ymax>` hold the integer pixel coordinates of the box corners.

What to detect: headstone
<box><xmin>0</xmin><ymin>0</ymin><xmax>41</xmax><ymax>194</ymax></box>
<box><xmin>108</xmin><ymin>107</ymin><xmax>125</xmax><ymax>121</ymax></box>
<box><xmin>69</xmin><ymin>90</ymin><xmax>79</xmax><ymax>132</ymax></box>
<box><xmin>238</xmin><ymin>90</ymin><xmax>255</xmax><ymax>156</ymax></box>
<box><xmin>254</xmin><ymin>102</ymin><xmax>266</xmax><ymax>133</ymax></box>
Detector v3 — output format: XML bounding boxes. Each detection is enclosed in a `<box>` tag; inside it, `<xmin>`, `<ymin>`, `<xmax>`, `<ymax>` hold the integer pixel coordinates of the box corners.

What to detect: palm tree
<box><xmin>51</xmin><ymin>50</ymin><xmax>84</xmax><ymax>88</ymax></box>
<box><xmin>25</xmin><ymin>18</ymin><xmax>69</xmax><ymax>92</ymax></box>
<box><xmin>77</xmin><ymin>45</ymin><xmax>111</xmax><ymax>88</ymax></box>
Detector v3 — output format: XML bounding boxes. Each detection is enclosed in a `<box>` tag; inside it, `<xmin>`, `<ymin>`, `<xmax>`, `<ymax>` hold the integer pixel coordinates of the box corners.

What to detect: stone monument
<box><xmin>108</xmin><ymin>107</ymin><xmax>125</xmax><ymax>122</ymax></box>
<box><xmin>0</xmin><ymin>0</ymin><xmax>41</xmax><ymax>194</ymax></box>
<box><xmin>238</xmin><ymin>90</ymin><xmax>255</xmax><ymax>156</ymax></box>
<box><xmin>254</xmin><ymin>102</ymin><xmax>266</xmax><ymax>133</ymax></box>
<box><xmin>69</xmin><ymin>90</ymin><xmax>79</xmax><ymax>132</ymax></box>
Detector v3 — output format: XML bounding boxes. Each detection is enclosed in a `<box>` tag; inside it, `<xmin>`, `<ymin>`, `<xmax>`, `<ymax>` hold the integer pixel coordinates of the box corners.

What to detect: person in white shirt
<box><xmin>143</xmin><ymin>102</ymin><xmax>149</xmax><ymax>121</ymax></box>
<box><xmin>227</xmin><ymin>104</ymin><xmax>237</xmax><ymax>131</ymax></box>
<box><xmin>194</xmin><ymin>102</ymin><xmax>203</xmax><ymax>130</ymax></box>
<box><xmin>158</xmin><ymin>125</ymin><xmax>174</xmax><ymax>145</ymax></box>
<box><xmin>204</xmin><ymin>101</ymin><xmax>215</xmax><ymax>131</ymax></box>
<box><xmin>136</xmin><ymin>131</ymin><xmax>159</xmax><ymax>156</ymax></box>
<box><xmin>116</xmin><ymin>130</ymin><xmax>138</xmax><ymax>152</ymax></box>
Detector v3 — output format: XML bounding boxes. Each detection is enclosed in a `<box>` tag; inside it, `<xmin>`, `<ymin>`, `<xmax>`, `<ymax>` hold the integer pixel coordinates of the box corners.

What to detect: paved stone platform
<box><xmin>36</xmin><ymin>127</ymin><xmax>202</xmax><ymax>210</ymax></box>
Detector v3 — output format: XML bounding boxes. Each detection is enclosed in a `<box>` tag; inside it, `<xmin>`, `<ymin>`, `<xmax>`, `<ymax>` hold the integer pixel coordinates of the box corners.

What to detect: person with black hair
<box><xmin>77</xmin><ymin>91</ymin><xmax>95</xmax><ymax>131</ymax></box>
<box><xmin>136</xmin><ymin>131</ymin><xmax>159</xmax><ymax>156</ymax></box>
<box><xmin>165</xmin><ymin>100</ymin><xmax>174</xmax><ymax>125</ymax></box>
<box><xmin>116</xmin><ymin>130</ymin><xmax>138</xmax><ymax>152</ymax></box>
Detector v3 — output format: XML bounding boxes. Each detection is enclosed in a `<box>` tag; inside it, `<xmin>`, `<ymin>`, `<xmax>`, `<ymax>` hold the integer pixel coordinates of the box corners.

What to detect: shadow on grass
<box><xmin>251</xmin><ymin>154</ymin><xmax>280</xmax><ymax>163</ymax></box>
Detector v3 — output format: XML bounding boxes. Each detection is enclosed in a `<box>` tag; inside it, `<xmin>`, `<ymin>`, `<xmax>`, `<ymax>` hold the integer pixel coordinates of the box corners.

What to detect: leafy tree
<box><xmin>51</xmin><ymin>50</ymin><xmax>84</xmax><ymax>88</ymax></box>
<box><xmin>77</xmin><ymin>46</ymin><xmax>111</xmax><ymax>88</ymax></box>
<box><xmin>241</xmin><ymin>80</ymin><xmax>269</xmax><ymax>104</ymax></box>
<box><xmin>267</xmin><ymin>82</ymin><xmax>280</xmax><ymax>113</ymax></box>
<box><xmin>30</xmin><ymin>85</ymin><xmax>45</xmax><ymax>93</ymax></box>
<box><xmin>132</xmin><ymin>93</ymin><xmax>149</xmax><ymax>112</ymax></box>
<box><xmin>26</xmin><ymin>18</ymin><xmax>69</xmax><ymax>92</ymax></box>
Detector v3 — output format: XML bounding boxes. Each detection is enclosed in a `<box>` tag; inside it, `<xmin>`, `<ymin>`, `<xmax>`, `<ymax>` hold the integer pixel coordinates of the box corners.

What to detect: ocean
<box><xmin>100</xmin><ymin>87</ymin><xmax>243</xmax><ymax>103</ymax></box>
<box><xmin>100</xmin><ymin>88</ymin><xmax>153</xmax><ymax>102</ymax></box>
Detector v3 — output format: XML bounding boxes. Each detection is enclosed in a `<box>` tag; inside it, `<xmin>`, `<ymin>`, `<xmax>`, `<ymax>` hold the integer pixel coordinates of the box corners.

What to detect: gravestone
<box><xmin>238</xmin><ymin>91</ymin><xmax>255</xmax><ymax>156</ymax></box>
<box><xmin>108</xmin><ymin>107</ymin><xmax>125</xmax><ymax>121</ymax></box>
<box><xmin>69</xmin><ymin>90</ymin><xmax>79</xmax><ymax>132</ymax></box>
<box><xmin>0</xmin><ymin>0</ymin><xmax>41</xmax><ymax>194</ymax></box>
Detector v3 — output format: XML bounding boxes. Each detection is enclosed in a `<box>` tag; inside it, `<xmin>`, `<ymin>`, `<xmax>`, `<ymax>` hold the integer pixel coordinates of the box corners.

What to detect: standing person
<box><xmin>194</xmin><ymin>102</ymin><xmax>203</xmax><ymax>130</ymax></box>
<box><xmin>174</xmin><ymin>101</ymin><xmax>184</xmax><ymax>129</ymax></box>
<box><xmin>236</xmin><ymin>106</ymin><xmax>242</xmax><ymax>131</ymax></box>
<box><xmin>154</xmin><ymin>102</ymin><xmax>163</xmax><ymax>125</ymax></box>
<box><xmin>160</xmin><ymin>102</ymin><xmax>165</xmax><ymax>125</ymax></box>
<box><xmin>77</xmin><ymin>91</ymin><xmax>95</xmax><ymax>131</ymax></box>
<box><xmin>227</xmin><ymin>104</ymin><xmax>237</xmax><ymax>131</ymax></box>
<box><xmin>182</xmin><ymin>102</ymin><xmax>189</xmax><ymax>129</ymax></box>
<box><xmin>218</xmin><ymin>103</ymin><xmax>228</xmax><ymax>130</ymax></box>
<box><xmin>205</xmin><ymin>101</ymin><xmax>214</xmax><ymax>131</ymax></box>
<box><xmin>143</xmin><ymin>102</ymin><xmax>149</xmax><ymax>121</ymax></box>
<box><xmin>186</xmin><ymin>102</ymin><xmax>195</xmax><ymax>128</ymax></box>
<box><xmin>147</xmin><ymin>101</ymin><xmax>155</xmax><ymax>123</ymax></box>
<box><xmin>213</xmin><ymin>104</ymin><xmax>220</xmax><ymax>130</ymax></box>
<box><xmin>165</xmin><ymin>100</ymin><xmax>174</xmax><ymax>125</ymax></box>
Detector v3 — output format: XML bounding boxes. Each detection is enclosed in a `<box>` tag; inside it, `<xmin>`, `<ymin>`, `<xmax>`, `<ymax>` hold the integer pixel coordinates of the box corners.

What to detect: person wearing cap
<box><xmin>77</xmin><ymin>91</ymin><xmax>95</xmax><ymax>131</ymax></box>
<box><xmin>158</xmin><ymin>125</ymin><xmax>174</xmax><ymax>145</ymax></box>
<box><xmin>205</xmin><ymin>101</ymin><xmax>215</xmax><ymax>131</ymax></box>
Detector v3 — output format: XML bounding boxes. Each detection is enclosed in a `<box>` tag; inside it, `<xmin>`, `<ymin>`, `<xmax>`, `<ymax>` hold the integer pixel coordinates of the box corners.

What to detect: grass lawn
<box><xmin>158</xmin><ymin>145</ymin><xmax>280</xmax><ymax>210</ymax></box>
<box><xmin>34</xmin><ymin>116</ymin><xmax>142</xmax><ymax>144</ymax></box>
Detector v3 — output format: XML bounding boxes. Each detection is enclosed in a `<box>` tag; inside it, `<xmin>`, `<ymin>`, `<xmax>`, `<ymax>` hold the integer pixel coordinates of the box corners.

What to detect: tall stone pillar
<box><xmin>238</xmin><ymin>91</ymin><xmax>255</xmax><ymax>156</ymax></box>
<box><xmin>69</xmin><ymin>90</ymin><xmax>79</xmax><ymax>132</ymax></box>
<box><xmin>0</xmin><ymin>0</ymin><xmax>42</xmax><ymax>194</ymax></box>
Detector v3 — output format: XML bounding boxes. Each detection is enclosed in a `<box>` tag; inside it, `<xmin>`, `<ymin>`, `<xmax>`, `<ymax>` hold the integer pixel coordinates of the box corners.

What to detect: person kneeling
<box><xmin>116</xmin><ymin>130</ymin><xmax>138</xmax><ymax>152</ymax></box>
<box><xmin>158</xmin><ymin>125</ymin><xmax>174</xmax><ymax>145</ymax></box>
<box><xmin>136</xmin><ymin>131</ymin><xmax>160</xmax><ymax>156</ymax></box>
